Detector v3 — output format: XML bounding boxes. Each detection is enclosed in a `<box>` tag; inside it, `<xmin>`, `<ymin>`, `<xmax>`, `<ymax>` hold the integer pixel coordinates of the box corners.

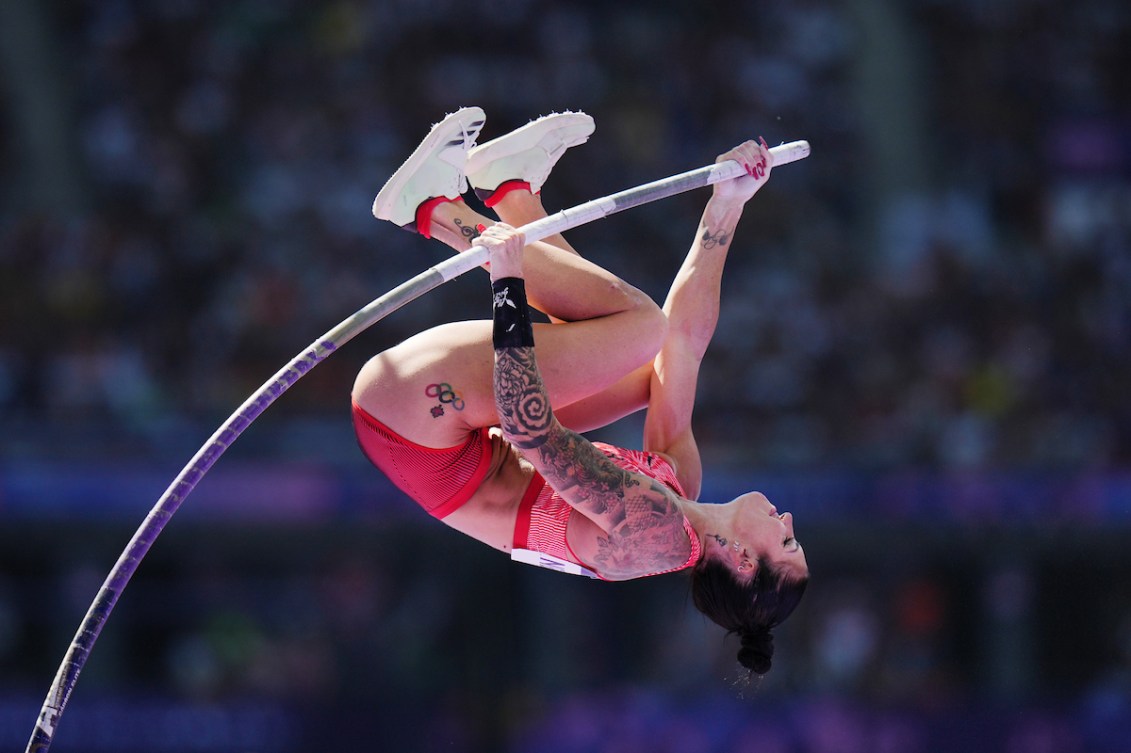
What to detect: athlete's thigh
<box><xmin>352</xmin><ymin>320</ymin><xmax>497</xmax><ymax>448</ymax></box>
<box><xmin>553</xmin><ymin>361</ymin><xmax>653</xmax><ymax>433</ymax></box>
<box><xmin>353</xmin><ymin>317</ymin><xmax>661</xmax><ymax>445</ymax></box>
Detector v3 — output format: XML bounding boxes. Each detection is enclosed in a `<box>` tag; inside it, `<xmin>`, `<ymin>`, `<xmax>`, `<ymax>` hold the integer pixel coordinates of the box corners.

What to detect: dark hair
<box><xmin>690</xmin><ymin>556</ymin><xmax>809</xmax><ymax>676</ymax></box>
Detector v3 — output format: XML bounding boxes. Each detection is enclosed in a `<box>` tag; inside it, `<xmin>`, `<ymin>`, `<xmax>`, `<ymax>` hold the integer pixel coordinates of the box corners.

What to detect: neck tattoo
<box><xmin>708</xmin><ymin>534</ymin><xmax>743</xmax><ymax>553</ymax></box>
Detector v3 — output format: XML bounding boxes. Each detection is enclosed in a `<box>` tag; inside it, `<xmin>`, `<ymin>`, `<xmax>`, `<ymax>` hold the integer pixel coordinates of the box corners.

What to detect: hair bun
<box><xmin>737</xmin><ymin>628</ymin><xmax>774</xmax><ymax>675</ymax></box>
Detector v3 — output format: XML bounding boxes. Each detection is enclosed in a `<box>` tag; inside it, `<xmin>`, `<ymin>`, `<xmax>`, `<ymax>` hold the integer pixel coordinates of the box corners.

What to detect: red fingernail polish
<box><xmin>476</xmin><ymin>224</ymin><xmax>486</xmax><ymax>233</ymax></box>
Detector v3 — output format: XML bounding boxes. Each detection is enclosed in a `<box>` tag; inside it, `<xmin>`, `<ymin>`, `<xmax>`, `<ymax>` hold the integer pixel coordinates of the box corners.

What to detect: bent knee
<box><xmin>352</xmin><ymin>353</ymin><xmax>394</xmax><ymax>412</ymax></box>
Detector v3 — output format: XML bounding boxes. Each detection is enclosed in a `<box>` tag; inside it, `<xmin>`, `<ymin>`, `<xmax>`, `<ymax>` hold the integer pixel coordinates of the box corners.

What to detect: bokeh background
<box><xmin>2</xmin><ymin>0</ymin><xmax>1130</xmax><ymax>751</ymax></box>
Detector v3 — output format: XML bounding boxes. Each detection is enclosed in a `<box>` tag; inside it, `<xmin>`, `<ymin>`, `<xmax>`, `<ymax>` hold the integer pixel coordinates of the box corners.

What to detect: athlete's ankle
<box><xmin>429</xmin><ymin>200</ymin><xmax>488</xmax><ymax>250</ymax></box>
<box><xmin>480</xmin><ymin>179</ymin><xmax>535</xmax><ymax>208</ymax></box>
<box><xmin>492</xmin><ymin>189</ymin><xmax>547</xmax><ymax>225</ymax></box>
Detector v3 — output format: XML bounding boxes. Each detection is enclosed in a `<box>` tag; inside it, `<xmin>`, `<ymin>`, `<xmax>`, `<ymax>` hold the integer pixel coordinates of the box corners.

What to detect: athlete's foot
<box><xmin>466</xmin><ymin>111</ymin><xmax>594</xmax><ymax>205</ymax></box>
<box><xmin>372</xmin><ymin>106</ymin><xmax>486</xmax><ymax>237</ymax></box>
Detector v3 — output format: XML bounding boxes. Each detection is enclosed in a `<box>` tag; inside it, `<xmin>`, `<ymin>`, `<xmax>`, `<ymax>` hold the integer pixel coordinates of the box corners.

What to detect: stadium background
<box><xmin>1</xmin><ymin>0</ymin><xmax>1130</xmax><ymax>750</ymax></box>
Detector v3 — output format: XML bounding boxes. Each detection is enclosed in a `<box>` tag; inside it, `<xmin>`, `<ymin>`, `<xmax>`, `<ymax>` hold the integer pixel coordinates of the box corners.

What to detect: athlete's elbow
<box><xmin>670</xmin><ymin>317</ymin><xmax>717</xmax><ymax>359</ymax></box>
<box><xmin>498</xmin><ymin>413</ymin><xmax>554</xmax><ymax>451</ymax></box>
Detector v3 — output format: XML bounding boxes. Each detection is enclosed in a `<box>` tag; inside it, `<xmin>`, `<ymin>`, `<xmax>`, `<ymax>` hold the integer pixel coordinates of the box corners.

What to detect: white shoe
<box><xmin>372</xmin><ymin>106</ymin><xmax>486</xmax><ymax>230</ymax></box>
<box><xmin>466</xmin><ymin>111</ymin><xmax>594</xmax><ymax>201</ymax></box>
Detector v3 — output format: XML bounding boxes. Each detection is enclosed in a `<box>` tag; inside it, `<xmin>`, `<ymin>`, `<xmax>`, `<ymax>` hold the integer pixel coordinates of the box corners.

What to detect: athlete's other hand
<box><xmin>712</xmin><ymin>139</ymin><xmax>772</xmax><ymax>204</ymax></box>
<box><xmin>482</xmin><ymin>222</ymin><xmax>526</xmax><ymax>281</ymax></box>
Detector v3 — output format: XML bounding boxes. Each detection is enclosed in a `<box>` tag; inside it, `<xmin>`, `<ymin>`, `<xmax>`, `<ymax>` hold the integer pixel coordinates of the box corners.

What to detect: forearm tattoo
<box><xmin>493</xmin><ymin>346</ymin><xmax>553</xmax><ymax>447</ymax></box>
<box><xmin>700</xmin><ymin>224</ymin><xmax>734</xmax><ymax>250</ymax></box>
<box><xmin>494</xmin><ymin>346</ymin><xmax>691</xmax><ymax>578</ymax></box>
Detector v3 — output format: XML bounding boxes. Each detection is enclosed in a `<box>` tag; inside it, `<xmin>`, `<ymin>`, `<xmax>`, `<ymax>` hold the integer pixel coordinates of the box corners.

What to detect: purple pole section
<box><xmin>24</xmin><ymin>339</ymin><xmax>337</xmax><ymax>753</ymax></box>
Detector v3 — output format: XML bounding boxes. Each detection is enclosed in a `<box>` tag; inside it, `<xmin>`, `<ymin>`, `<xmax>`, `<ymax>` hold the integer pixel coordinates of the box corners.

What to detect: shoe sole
<box><xmin>372</xmin><ymin>106</ymin><xmax>486</xmax><ymax>224</ymax></box>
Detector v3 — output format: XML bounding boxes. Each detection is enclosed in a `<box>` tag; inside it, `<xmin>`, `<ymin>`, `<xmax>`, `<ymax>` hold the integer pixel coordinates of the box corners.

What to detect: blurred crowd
<box><xmin>2</xmin><ymin>0</ymin><xmax>1129</xmax><ymax>473</ymax></box>
<box><xmin>2</xmin><ymin>3</ymin><xmax>1130</xmax><ymax>751</ymax></box>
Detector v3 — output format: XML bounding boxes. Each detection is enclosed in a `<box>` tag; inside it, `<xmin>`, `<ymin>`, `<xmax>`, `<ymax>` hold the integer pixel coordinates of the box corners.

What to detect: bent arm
<box><xmin>643</xmin><ymin>141</ymin><xmax>773</xmax><ymax>498</ymax></box>
<box><xmin>642</xmin><ymin>195</ymin><xmax>746</xmax><ymax>499</ymax></box>
<box><xmin>481</xmin><ymin>221</ymin><xmax>690</xmax><ymax>578</ymax></box>
<box><xmin>494</xmin><ymin>344</ymin><xmax>692</xmax><ymax>578</ymax></box>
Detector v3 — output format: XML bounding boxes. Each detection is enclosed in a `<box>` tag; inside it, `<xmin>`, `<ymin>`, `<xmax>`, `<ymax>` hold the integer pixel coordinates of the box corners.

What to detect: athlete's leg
<box><xmin>489</xmin><ymin>189</ymin><xmax>578</xmax><ymax>256</ymax></box>
<box><xmin>468</xmin><ymin>167</ymin><xmax>656</xmax><ymax>429</ymax></box>
<box><xmin>465</xmin><ymin>111</ymin><xmax>595</xmax><ymax>256</ymax></box>
<box><xmin>352</xmin><ymin>311</ymin><xmax>663</xmax><ymax>449</ymax></box>
<box><xmin>426</xmin><ymin>198</ymin><xmax>650</xmax><ymax>324</ymax></box>
<box><xmin>356</xmin><ymin>110</ymin><xmax>667</xmax><ymax>447</ymax></box>
<box><xmin>375</xmin><ymin>109</ymin><xmax>649</xmax><ymax>326</ymax></box>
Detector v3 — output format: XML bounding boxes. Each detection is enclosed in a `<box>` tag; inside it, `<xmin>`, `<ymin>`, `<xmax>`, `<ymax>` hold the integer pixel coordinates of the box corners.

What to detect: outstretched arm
<box><xmin>643</xmin><ymin>140</ymin><xmax>774</xmax><ymax>499</ymax></box>
<box><xmin>482</xmin><ymin>224</ymin><xmax>692</xmax><ymax>579</ymax></box>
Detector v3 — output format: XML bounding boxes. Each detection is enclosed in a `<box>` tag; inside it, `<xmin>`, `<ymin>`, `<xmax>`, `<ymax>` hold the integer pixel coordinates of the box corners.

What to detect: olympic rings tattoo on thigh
<box><xmin>426</xmin><ymin>382</ymin><xmax>466</xmax><ymax>417</ymax></box>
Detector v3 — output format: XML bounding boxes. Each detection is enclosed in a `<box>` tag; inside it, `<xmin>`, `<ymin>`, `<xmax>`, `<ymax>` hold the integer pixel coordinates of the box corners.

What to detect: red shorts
<box><xmin>352</xmin><ymin>401</ymin><xmax>492</xmax><ymax>519</ymax></box>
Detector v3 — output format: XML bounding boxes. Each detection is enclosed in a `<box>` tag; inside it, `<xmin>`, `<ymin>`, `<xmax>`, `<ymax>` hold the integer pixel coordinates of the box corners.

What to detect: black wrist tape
<box><xmin>491</xmin><ymin>277</ymin><xmax>535</xmax><ymax>349</ymax></box>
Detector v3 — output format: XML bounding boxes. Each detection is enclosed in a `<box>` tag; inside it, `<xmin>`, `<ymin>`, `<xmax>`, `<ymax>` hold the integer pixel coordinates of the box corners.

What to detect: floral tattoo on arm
<box><xmin>494</xmin><ymin>346</ymin><xmax>692</xmax><ymax>577</ymax></box>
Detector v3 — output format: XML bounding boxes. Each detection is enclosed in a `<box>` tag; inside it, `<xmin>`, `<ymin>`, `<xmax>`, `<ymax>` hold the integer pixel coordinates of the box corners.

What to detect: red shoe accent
<box><xmin>414</xmin><ymin>196</ymin><xmax>463</xmax><ymax>239</ymax></box>
<box><xmin>483</xmin><ymin>180</ymin><xmax>534</xmax><ymax>208</ymax></box>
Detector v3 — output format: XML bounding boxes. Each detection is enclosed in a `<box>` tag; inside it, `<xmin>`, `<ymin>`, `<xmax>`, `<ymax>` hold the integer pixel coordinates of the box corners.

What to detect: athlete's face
<box><xmin>725</xmin><ymin>492</ymin><xmax>808</xmax><ymax>580</ymax></box>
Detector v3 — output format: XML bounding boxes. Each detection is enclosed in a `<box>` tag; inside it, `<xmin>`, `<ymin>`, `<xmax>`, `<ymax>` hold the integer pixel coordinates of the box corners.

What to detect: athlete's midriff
<box><xmin>352</xmin><ymin>401</ymin><xmax>492</xmax><ymax>519</ymax></box>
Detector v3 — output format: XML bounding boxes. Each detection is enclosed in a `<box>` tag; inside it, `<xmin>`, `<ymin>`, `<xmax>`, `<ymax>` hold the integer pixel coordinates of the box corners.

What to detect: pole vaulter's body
<box><xmin>27</xmin><ymin>107</ymin><xmax>808</xmax><ymax>752</ymax></box>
